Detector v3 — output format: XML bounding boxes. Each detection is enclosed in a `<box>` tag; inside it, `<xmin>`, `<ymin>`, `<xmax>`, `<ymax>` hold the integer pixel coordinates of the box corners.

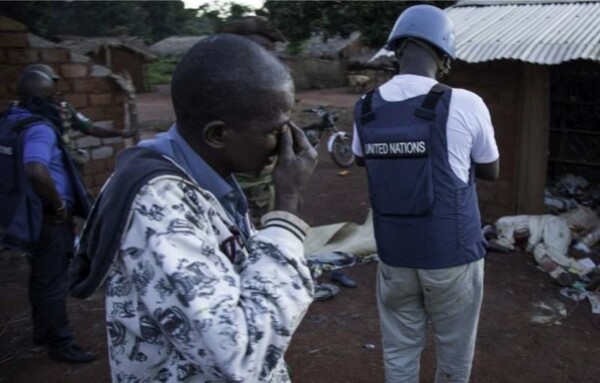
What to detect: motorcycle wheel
<box><xmin>330</xmin><ymin>135</ymin><xmax>355</xmax><ymax>168</ymax></box>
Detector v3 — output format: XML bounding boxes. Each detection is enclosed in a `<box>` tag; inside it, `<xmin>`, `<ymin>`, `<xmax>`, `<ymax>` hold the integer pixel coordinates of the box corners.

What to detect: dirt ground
<box><xmin>1</xmin><ymin>87</ymin><xmax>599</xmax><ymax>383</ymax></box>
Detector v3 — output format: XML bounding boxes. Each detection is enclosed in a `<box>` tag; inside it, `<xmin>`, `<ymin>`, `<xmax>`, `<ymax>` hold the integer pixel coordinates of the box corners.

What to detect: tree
<box><xmin>0</xmin><ymin>1</ymin><xmax>259</xmax><ymax>42</ymax></box>
<box><xmin>261</xmin><ymin>1</ymin><xmax>455</xmax><ymax>48</ymax></box>
<box><xmin>0</xmin><ymin>1</ymin><xmax>199</xmax><ymax>43</ymax></box>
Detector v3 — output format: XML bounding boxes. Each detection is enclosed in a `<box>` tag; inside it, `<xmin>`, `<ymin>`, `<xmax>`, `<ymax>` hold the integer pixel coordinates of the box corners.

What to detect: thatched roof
<box><xmin>59</xmin><ymin>36</ymin><xmax>156</xmax><ymax>61</ymax></box>
<box><xmin>26</xmin><ymin>33</ymin><xmax>91</xmax><ymax>63</ymax></box>
<box><xmin>306</xmin><ymin>31</ymin><xmax>362</xmax><ymax>59</ymax></box>
<box><xmin>149</xmin><ymin>36</ymin><xmax>208</xmax><ymax>57</ymax></box>
<box><xmin>274</xmin><ymin>31</ymin><xmax>363</xmax><ymax>60</ymax></box>
<box><xmin>150</xmin><ymin>31</ymin><xmax>362</xmax><ymax>60</ymax></box>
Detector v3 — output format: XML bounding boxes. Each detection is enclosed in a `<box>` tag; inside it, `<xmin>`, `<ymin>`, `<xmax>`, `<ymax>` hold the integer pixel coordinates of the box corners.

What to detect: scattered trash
<box><xmin>308</xmin><ymin>251</ymin><xmax>358</xmax><ymax>279</ymax></box>
<box><xmin>577</xmin><ymin>258</ymin><xmax>597</xmax><ymax>270</ymax></box>
<box><xmin>314</xmin><ymin>283</ymin><xmax>340</xmax><ymax>302</ymax></box>
<box><xmin>548</xmin><ymin>173</ymin><xmax>600</xmax><ymax>209</ymax></box>
<box><xmin>530</xmin><ymin>299</ymin><xmax>567</xmax><ymax>325</ymax></box>
<box><xmin>329</xmin><ymin>270</ymin><xmax>357</xmax><ymax>288</ymax></box>
<box><xmin>489</xmin><ymin>193</ymin><xmax>600</xmax><ymax>326</ymax></box>
<box><xmin>308</xmin><ymin>348</ymin><xmax>324</xmax><ymax>354</ymax></box>
<box><xmin>535</xmin><ymin>254</ymin><xmax>577</xmax><ymax>287</ymax></box>
<box><xmin>581</xmin><ymin>226</ymin><xmax>600</xmax><ymax>249</ymax></box>
<box><xmin>337</xmin><ymin>170</ymin><xmax>349</xmax><ymax>176</ymax></box>
<box><xmin>362</xmin><ymin>344</ymin><xmax>376</xmax><ymax>349</ymax></box>
<box><xmin>573</xmin><ymin>242</ymin><xmax>592</xmax><ymax>254</ymax></box>
<box><xmin>308</xmin><ymin>251</ymin><xmax>357</xmax><ymax>268</ymax></box>
<box><xmin>587</xmin><ymin>281</ymin><xmax>600</xmax><ymax>329</ymax></box>
<box><xmin>544</xmin><ymin>190</ymin><xmax>578</xmax><ymax>212</ymax></box>
<box><xmin>556</xmin><ymin>174</ymin><xmax>588</xmax><ymax>197</ymax></box>
<box><xmin>560</xmin><ymin>287</ymin><xmax>588</xmax><ymax>302</ymax></box>
<box><xmin>586</xmin><ymin>291</ymin><xmax>600</xmax><ymax>314</ymax></box>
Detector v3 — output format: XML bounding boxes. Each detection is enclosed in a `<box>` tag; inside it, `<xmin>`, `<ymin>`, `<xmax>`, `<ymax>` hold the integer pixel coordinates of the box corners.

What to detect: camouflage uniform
<box><xmin>57</xmin><ymin>101</ymin><xmax>94</xmax><ymax>167</ymax></box>
<box><xmin>235</xmin><ymin>164</ymin><xmax>276</xmax><ymax>227</ymax></box>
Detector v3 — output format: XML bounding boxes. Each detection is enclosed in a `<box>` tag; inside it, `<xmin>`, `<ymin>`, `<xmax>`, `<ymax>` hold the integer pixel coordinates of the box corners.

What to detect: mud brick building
<box><xmin>0</xmin><ymin>16</ymin><xmax>130</xmax><ymax>196</ymax></box>
<box><xmin>59</xmin><ymin>36</ymin><xmax>156</xmax><ymax>93</ymax></box>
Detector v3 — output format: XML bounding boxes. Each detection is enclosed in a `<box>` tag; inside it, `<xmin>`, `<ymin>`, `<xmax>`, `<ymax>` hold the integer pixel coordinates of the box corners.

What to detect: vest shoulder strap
<box><xmin>360</xmin><ymin>89</ymin><xmax>377</xmax><ymax>125</ymax></box>
<box><xmin>0</xmin><ymin>115</ymin><xmax>47</xmax><ymax>134</ymax></box>
<box><xmin>415</xmin><ymin>83</ymin><xmax>451</xmax><ymax>121</ymax></box>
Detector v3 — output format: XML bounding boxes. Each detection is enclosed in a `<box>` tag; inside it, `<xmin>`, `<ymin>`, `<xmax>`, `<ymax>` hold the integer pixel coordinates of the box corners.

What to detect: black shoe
<box><xmin>314</xmin><ymin>283</ymin><xmax>340</xmax><ymax>301</ymax></box>
<box><xmin>330</xmin><ymin>270</ymin><xmax>357</xmax><ymax>288</ymax></box>
<box><xmin>48</xmin><ymin>343</ymin><xmax>97</xmax><ymax>364</ymax></box>
<box><xmin>31</xmin><ymin>336</ymin><xmax>47</xmax><ymax>352</ymax></box>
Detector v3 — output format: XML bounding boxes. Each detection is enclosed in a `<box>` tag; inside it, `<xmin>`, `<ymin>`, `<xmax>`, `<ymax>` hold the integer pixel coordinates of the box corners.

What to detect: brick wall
<box><xmin>0</xmin><ymin>17</ymin><xmax>128</xmax><ymax>196</ymax></box>
<box><xmin>91</xmin><ymin>47</ymin><xmax>148</xmax><ymax>92</ymax></box>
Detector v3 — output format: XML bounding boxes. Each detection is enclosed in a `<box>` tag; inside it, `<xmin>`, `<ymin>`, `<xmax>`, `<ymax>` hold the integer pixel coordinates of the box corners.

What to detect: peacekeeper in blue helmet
<box><xmin>0</xmin><ymin>69</ymin><xmax>95</xmax><ymax>363</ymax></box>
<box><xmin>352</xmin><ymin>5</ymin><xmax>499</xmax><ymax>382</ymax></box>
<box><xmin>23</xmin><ymin>64</ymin><xmax>137</xmax><ymax>166</ymax></box>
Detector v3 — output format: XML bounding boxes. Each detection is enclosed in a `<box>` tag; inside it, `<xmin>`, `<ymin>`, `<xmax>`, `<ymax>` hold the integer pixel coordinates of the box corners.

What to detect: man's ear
<box><xmin>202</xmin><ymin>120</ymin><xmax>226</xmax><ymax>149</ymax></box>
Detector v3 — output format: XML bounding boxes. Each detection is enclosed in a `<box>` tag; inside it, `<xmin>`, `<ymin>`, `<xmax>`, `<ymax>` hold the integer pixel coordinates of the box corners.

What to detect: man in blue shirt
<box><xmin>23</xmin><ymin>64</ymin><xmax>137</xmax><ymax>167</ymax></box>
<box><xmin>4</xmin><ymin>69</ymin><xmax>95</xmax><ymax>363</ymax></box>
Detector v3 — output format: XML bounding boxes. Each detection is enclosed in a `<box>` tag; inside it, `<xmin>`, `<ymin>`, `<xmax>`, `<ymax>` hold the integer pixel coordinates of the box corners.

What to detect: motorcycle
<box><xmin>301</xmin><ymin>106</ymin><xmax>355</xmax><ymax>168</ymax></box>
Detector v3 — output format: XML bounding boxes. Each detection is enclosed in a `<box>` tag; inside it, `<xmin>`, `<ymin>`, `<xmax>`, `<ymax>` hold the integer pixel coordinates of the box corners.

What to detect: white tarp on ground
<box><xmin>304</xmin><ymin>210</ymin><xmax>377</xmax><ymax>258</ymax></box>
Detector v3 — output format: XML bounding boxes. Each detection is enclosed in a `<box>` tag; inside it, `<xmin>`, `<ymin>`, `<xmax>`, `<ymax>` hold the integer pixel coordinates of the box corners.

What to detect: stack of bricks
<box><xmin>0</xmin><ymin>16</ymin><xmax>128</xmax><ymax>196</ymax></box>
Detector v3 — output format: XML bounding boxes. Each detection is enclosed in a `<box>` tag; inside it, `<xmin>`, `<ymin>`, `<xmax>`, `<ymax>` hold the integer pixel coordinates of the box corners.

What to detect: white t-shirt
<box><xmin>352</xmin><ymin>74</ymin><xmax>499</xmax><ymax>183</ymax></box>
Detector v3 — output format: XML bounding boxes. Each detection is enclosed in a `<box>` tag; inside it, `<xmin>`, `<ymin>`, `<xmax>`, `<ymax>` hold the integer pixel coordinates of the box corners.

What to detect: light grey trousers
<box><xmin>376</xmin><ymin>259</ymin><xmax>484</xmax><ymax>383</ymax></box>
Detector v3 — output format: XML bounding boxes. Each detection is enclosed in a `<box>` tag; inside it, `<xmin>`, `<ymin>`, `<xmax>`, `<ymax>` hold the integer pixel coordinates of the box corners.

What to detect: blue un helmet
<box><xmin>386</xmin><ymin>4</ymin><xmax>456</xmax><ymax>60</ymax></box>
<box><xmin>24</xmin><ymin>63</ymin><xmax>61</xmax><ymax>80</ymax></box>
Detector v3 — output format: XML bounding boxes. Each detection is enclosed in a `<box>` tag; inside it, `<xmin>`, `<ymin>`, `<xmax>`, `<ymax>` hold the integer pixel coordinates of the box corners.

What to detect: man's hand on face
<box><xmin>273</xmin><ymin>121</ymin><xmax>318</xmax><ymax>214</ymax></box>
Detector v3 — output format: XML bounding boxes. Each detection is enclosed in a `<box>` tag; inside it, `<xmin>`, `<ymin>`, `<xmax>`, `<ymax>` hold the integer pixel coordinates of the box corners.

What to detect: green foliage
<box><xmin>0</xmin><ymin>1</ymin><xmax>456</xmax><ymax>49</ymax></box>
<box><xmin>286</xmin><ymin>40</ymin><xmax>307</xmax><ymax>56</ymax></box>
<box><xmin>0</xmin><ymin>1</ymin><xmax>259</xmax><ymax>43</ymax></box>
<box><xmin>0</xmin><ymin>1</ymin><xmax>205</xmax><ymax>43</ymax></box>
<box><xmin>0</xmin><ymin>1</ymin><xmax>454</xmax><ymax>51</ymax></box>
<box><xmin>146</xmin><ymin>57</ymin><xmax>179</xmax><ymax>87</ymax></box>
<box><xmin>262</xmin><ymin>1</ymin><xmax>456</xmax><ymax>48</ymax></box>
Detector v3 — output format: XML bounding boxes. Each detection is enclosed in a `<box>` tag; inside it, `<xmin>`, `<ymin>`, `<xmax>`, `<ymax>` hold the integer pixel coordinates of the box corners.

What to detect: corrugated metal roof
<box><xmin>371</xmin><ymin>0</ymin><xmax>600</xmax><ymax>64</ymax></box>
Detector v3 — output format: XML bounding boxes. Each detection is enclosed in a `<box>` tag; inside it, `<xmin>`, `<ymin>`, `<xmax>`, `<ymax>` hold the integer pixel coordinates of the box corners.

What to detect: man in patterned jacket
<box><xmin>71</xmin><ymin>34</ymin><xmax>317</xmax><ymax>382</ymax></box>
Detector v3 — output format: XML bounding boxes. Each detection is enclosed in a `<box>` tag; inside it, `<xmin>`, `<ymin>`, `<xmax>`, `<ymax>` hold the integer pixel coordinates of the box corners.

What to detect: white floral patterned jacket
<box><xmin>104</xmin><ymin>175</ymin><xmax>314</xmax><ymax>383</ymax></box>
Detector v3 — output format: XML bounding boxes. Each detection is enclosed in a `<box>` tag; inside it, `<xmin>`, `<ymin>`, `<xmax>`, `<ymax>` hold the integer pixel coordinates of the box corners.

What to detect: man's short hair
<box><xmin>216</xmin><ymin>16</ymin><xmax>286</xmax><ymax>43</ymax></box>
<box><xmin>171</xmin><ymin>34</ymin><xmax>292</xmax><ymax>131</ymax></box>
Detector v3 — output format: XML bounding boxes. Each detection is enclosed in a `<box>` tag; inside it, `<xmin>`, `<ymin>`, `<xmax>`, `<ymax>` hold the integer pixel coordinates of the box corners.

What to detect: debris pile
<box><xmin>486</xmin><ymin>173</ymin><xmax>600</xmax><ymax>327</ymax></box>
<box><xmin>545</xmin><ymin>173</ymin><xmax>600</xmax><ymax>212</ymax></box>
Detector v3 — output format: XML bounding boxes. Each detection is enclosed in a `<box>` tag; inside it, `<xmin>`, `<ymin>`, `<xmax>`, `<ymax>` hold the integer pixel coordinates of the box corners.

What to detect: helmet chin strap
<box><xmin>395</xmin><ymin>38</ymin><xmax>452</xmax><ymax>77</ymax></box>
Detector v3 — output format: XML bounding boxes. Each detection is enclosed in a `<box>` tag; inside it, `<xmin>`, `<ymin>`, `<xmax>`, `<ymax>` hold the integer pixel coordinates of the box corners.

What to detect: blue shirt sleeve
<box><xmin>22</xmin><ymin>124</ymin><xmax>57</xmax><ymax>166</ymax></box>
